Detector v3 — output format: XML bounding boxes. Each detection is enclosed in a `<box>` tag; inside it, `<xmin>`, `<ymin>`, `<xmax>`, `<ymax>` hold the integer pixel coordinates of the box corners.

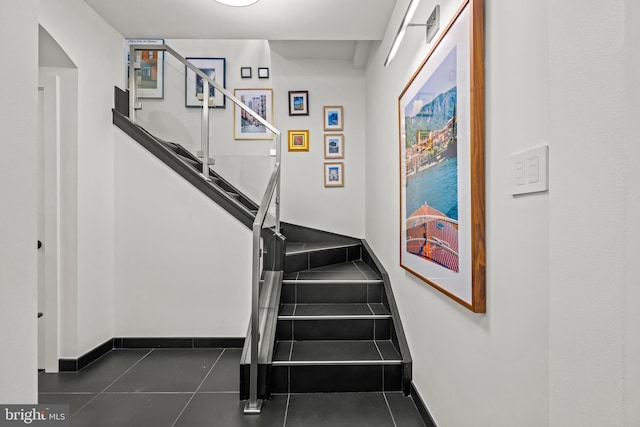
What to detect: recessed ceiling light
<box><xmin>214</xmin><ymin>0</ymin><xmax>260</xmax><ymax>6</ymax></box>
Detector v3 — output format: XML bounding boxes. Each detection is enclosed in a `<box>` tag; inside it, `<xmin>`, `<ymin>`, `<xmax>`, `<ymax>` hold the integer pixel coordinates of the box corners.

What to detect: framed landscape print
<box><xmin>323</xmin><ymin>106</ymin><xmax>343</xmax><ymax>131</ymax></box>
<box><xmin>288</xmin><ymin>130</ymin><xmax>309</xmax><ymax>152</ymax></box>
<box><xmin>234</xmin><ymin>88</ymin><xmax>274</xmax><ymax>140</ymax></box>
<box><xmin>324</xmin><ymin>134</ymin><xmax>344</xmax><ymax>159</ymax></box>
<box><xmin>126</xmin><ymin>38</ymin><xmax>164</xmax><ymax>99</ymax></box>
<box><xmin>289</xmin><ymin>91</ymin><xmax>309</xmax><ymax>116</ymax></box>
<box><xmin>324</xmin><ymin>162</ymin><xmax>344</xmax><ymax>187</ymax></box>
<box><xmin>398</xmin><ymin>0</ymin><xmax>485</xmax><ymax>312</ymax></box>
<box><xmin>185</xmin><ymin>57</ymin><xmax>226</xmax><ymax>108</ymax></box>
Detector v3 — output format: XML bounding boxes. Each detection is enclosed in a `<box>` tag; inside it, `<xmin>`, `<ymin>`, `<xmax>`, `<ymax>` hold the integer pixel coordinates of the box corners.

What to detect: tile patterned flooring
<box><xmin>38</xmin><ymin>348</ymin><xmax>426</xmax><ymax>427</ymax></box>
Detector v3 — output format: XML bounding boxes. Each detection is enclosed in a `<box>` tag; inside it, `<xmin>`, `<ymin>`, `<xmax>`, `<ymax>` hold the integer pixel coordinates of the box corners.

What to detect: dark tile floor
<box><xmin>38</xmin><ymin>348</ymin><xmax>426</xmax><ymax>427</ymax></box>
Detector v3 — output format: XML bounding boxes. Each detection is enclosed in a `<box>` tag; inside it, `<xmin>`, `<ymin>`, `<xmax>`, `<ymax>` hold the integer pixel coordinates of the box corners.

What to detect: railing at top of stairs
<box><xmin>128</xmin><ymin>44</ymin><xmax>281</xmax><ymax>415</ymax></box>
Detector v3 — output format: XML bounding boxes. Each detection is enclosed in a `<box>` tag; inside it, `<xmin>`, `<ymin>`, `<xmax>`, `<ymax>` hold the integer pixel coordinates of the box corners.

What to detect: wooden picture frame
<box><xmin>323</xmin><ymin>106</ymin><xmax>343</xmax><ymax>131</ymax></box>
<box><xmin>289</xmin><ymin>90</ymin><xmax>309</xmax><ymax>116</ymax></box>
<box><xmin>234</xmin><ymin>88</ymin><xmax>274</xmax><ymax>140</ymax></box>
<box><xmin>324</xmin><ymin>134</ymin><xmax>344</xmax><ymax>159</ymax></box>
<box><xmin>185</xmin><ymin>57</ymin><xmax>226</xmax><ymax>108</ymax></box>
<box><xmin>324</xmin><ymin>162</ymin><xmax>344</xmax><ymax>187</ymax></box>
<box><xmin>288</xmin><ymin>130</ymin><xmax>309</xmax><ymax>152</ymax></box>
<box><xmin>398</xmin><ymin>0</ymin><xmax>485</xmax><ymax>312</ymax></box>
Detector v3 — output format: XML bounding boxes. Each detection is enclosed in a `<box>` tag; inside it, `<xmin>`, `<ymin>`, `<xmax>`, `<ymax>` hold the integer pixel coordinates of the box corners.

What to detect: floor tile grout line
<box><xmin>282</xmin><ymin>392</ymin><xmax>291</xmax><ymax>427</ymax></box>
<box><xmin>170</xmin><ymin>348</ymin><xmax>226</xmax><ymax>427</ymax></box>
<box><xmin>383</xmin><ymin>392</ymin><xmax>399</xmax><ymax>427</ymax></box>
<box><xmin>70</xmin><ymin>348</ymin><xmax>155</xmax><ymax>418</ymax></box>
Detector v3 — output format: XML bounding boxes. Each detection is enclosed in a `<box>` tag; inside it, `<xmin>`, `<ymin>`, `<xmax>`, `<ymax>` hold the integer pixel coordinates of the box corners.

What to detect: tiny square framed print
<box><xmin>323</xmin><ymin>106</ymin><xmax>343</xmax><ymax>131</ymax></box>
<box><xmin>289</xmin><ymin>91</ymin><xmax>309</xmax><ymax>116</ymax></box>
<box><xmin>241</xmin><ymin>67</ymin><xmax>252</xmax><ymax>79</ymax></box>
<box><xmin>258</xmin><ymin>67</ymin><xmax>269</xmax><ymax>79</ymax></box>
<box><xmin>324</xmin><ymin>162</ymin><xmax>344</xmax><ymax>187</ymax></box>
<box><xmin>324</xmin><ymin>134</ymin><xmax>344</xmax><ymax>159</ymax></box>
<box><xmin>288</xmin><ymin>130</ymin><xmax>309</xmax><ymax>152</ymax></box>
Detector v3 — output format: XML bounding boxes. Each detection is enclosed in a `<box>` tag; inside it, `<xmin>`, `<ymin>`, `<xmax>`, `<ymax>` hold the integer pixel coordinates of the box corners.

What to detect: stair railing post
<box><xmin>128</xmin><ymin>45</ymin><xmax>138</xmax><ymax>122</ymax></box>
<box><xmin>275</xmin><ymin>133</ymin><xmax>281</xmax><ymax>233</ymax></box>
<box><xmin>201</xmin><ymin>80</ymin><xmax>210</xmax><ymax>179</ymax></box>
<box><xmin>244</xmin><ymin>223</ymin><xmax>263</xmax><ymax>414</ymax></box>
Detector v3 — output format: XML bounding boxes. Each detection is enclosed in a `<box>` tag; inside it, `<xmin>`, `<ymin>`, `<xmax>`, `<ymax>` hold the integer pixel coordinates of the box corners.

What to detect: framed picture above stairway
<box><xmin>398</xmin><ymin>0</ymin><xmax>485</xmax><ymax>313</ymax></box>
<box><xmin>126</xmin><ymin>38</ymin><xmax>164</xmax><ymax>99</ymax></box>
<box><xmin>234</xmin><ymin>88</ymin><xmax>274</xmax><ymax>140</ymax></box>
<box><xmin>185</xmin><ymin>57</ymin><xmax>226</xmax><ymax>108</ymax></box>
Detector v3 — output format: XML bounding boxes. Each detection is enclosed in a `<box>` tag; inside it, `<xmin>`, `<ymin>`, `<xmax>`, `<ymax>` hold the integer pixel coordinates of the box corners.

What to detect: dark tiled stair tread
<box><xmin>284</xmin><ymin>271</ymin><xmax>381</xmax><ymax>282</ymax></box>
<box><xmin>278</xmin><ymin>303</ymin><xmax>390</xmax><ymax>317</ymax></box>
<box><xmin>285</xmin><ymin>241</ymin><xmax>360</xmax><ymax>255</ymax></box>
<box><xmin>273</xmin><ymin>340</ymin><xmax>401</xmax><ymax>364</ymax></box>
<box><xmin>284</xmin><ymin>260</ymin><xmax>380</xmax><ymax>281</ymax></box>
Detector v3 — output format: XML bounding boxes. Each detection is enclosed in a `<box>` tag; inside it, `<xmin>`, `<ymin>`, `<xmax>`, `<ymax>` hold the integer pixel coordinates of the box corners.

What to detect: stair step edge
<box><xmin>283</xmin><ymin>279</ymin><xmax>383</xmax><ymax>284</ymax></box>
<box><xmin>272</xmin><ymin>359</ymin><xmax>403</xmax><ymax>366</ymax></box>
<box><xmin>285</xmin><ymin>242</ymin><xmax>361</xmax><ymax>255</ymax></box>
<box><xmin>278</xmin><ymin>314</ymin><xmax>392</xmax><ymax>320</ymax></box>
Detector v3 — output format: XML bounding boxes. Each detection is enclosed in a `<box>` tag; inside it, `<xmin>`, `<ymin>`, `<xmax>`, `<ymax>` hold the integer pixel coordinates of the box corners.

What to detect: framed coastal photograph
<box><xmin>185</xmin><ymin>57</ymin><xmax>226</xmax><ymax>108</ymax></box>
<box><xmin>289</xmin><ymin>91</ymin><xmax>309</xmax><ymax>116</ymax></box>
<box><xmin>324</xmin><ymin>162</ymin><xmax>344</xmax><ymax>187</ymax></box>
<box><xmin>288</xmin><ymin>130</ymin><xmax>309</xmax><ymax>152</ymax></box>
<box><xmin>234</xmin><ymin>88</ymin><xmax>274</xmax><ymax>140</ymax></box>
<box><xmin>126</xmin><ymin>39</ymin><xmax>164</xmax><ymax>99</ymax></box>
<box><xmin>324</xmin><ymin>134</ymin><xmax>344</xmax><ymax>159</ymax></box>
<box><xmin>323</xmin><ymin>106</ymin><xmax>343</xmax><ymax>131</ymax></box>
<box><xmin>398</xmin><ymin>0</ymin><xmax>485</xmax><ymax>313</ymax></box>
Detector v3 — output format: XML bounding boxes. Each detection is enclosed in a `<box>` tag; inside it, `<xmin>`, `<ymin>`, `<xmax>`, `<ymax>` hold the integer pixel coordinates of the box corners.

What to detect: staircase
<box><xmin>271</xmin><ymin>234</ymin><xmax>408</xmax><ymax>394</ymax></box>
<box><xmin>112</xmin><ymin>85</ymin><xmax>411</xmax><ymax>402</ymax></box>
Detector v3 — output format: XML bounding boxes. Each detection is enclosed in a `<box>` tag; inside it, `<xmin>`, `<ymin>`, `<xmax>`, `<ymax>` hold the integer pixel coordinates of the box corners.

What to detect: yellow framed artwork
<box><xmin>288</xmin><ymin>130</ymin><xmax>309</xmax><ymax>152</ymax></box>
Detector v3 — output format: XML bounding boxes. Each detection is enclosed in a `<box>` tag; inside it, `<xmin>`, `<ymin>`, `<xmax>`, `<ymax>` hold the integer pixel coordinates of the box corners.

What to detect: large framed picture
<box><xmin>185</xmin><ymin>57</ymin><xmax>226</xmax><ymax>108</ymax></box>
<box><xmin>398</xmin><ymin>0</ymin><xmax>485</xmax><ymax>312</ymax></box>
<box><xmin>234</xmin><ymin>88</ymin><xmax>274</xmax><ymax>140</ymax></box>
<box><xmin>323</xmin><ymin>106</ymin><xmax>343</xmax><ymax>131</ymax></box>
<box><xmin>126</xmin><ymin>39</ymin><xmax>164</xmax><ymax>99</ymax></box>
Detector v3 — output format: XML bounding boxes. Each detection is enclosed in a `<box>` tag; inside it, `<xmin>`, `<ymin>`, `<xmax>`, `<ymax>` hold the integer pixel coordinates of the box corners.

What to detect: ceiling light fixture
<box><xmin>213</xmin><ymin>0</ymin><xmax>260</xmax><ymax>6</ymax></box>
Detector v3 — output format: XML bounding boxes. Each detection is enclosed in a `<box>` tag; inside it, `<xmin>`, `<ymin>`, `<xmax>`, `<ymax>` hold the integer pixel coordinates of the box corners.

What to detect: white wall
<box><xmin>547</xmin><ymin>1</ymin><xmax>626</xmax><ymax>425</ymax></box>
<box><xmin>0</xmin><ymin>0</ymin><xmax>38</xmax><ymax>404</ymax></box>
<box><xmin>365</xmin><ymin>0</ymin><xmax>549</xmax><ymax>425</ymax></box>
<box><xmin>366</xmin><ymin>0</ymin><xmax>636</xmax><ymax>425</ymax></box>
<box><xmin>134</xmin><ymin>39</ymin><xmax>366</xmax><ymax>237</ymax></box>
<box><xmin>39</xmin><ymin>0</ymin><xmax>124</xmax><ymax>357</ymax></box>
<box><xmin>625</xmin><ymin>2</ymin><xmax>640</xmax><ymax>425</ymax></box>
<box><xmin>113</xmin><ymin>129</ymin><xmax>252</xmax><ymax>337</ymax></box>
<box><xmin>272</xmin><ymin>55</ymin><xmax>366</xmax><ymax>237</ymax></box>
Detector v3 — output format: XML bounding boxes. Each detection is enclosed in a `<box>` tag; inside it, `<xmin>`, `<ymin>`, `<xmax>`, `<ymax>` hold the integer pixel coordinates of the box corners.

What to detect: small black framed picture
<box><xmin>288</xmin><ymin>90</ymin><xmax>309</xmax><ymax>116</ymax></box>
<box><xmin>258</xmin><ymin>67</ymin><xmax>269</xmax><ymax>79</ymax></box>
<box><xmin>240</xmin><ymin>67</ymin><xmax>252</xmax><ymax>79</ymax></box>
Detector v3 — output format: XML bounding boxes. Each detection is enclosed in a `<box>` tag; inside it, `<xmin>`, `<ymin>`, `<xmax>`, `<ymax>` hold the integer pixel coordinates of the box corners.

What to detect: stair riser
<box><xmin>271</xmin><ymin>364</ymin><xmax>403</xmax><ymax>393</ymax></box>
<box><xmin>282</xmin><ymin>282</ymin><xmax>383</xmax><ymax>304</ymax></box>
<box><xmin>285</xmin><ymin>246</ymin><xmax>362</xmax><ymax>274</ymax></box>
<box><xmin>276</xmin><ymin>318</ymin><xmax>392</xmax><ymax>341</ymax></box>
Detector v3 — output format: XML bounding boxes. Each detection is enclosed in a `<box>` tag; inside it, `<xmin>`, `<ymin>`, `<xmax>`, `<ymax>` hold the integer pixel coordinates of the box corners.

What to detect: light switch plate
<box><xmin>511</xmin><ymin>145</ymin><xmax>548</xmax><ymax>195</ymax></box>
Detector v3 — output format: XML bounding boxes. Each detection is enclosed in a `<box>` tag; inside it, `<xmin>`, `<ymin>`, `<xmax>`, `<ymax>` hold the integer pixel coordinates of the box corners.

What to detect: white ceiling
<box><xmin>83</xmin><ymin>0</ymin><xmax>397</xmax><ymax>63</ymax></box>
